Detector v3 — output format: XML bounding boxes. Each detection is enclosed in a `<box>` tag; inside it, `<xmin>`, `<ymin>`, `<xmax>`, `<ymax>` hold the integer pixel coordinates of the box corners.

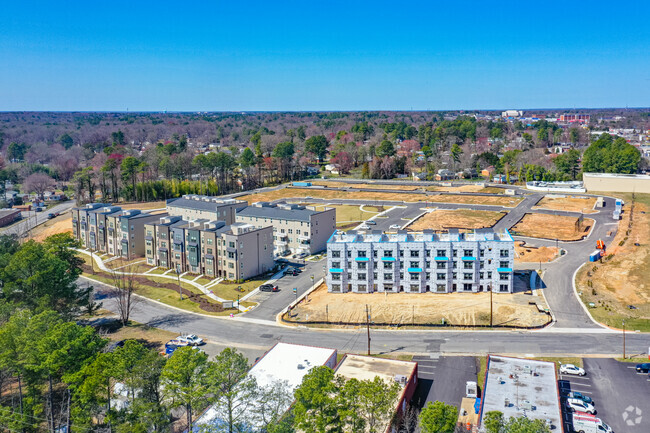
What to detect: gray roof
<box><xmin>0</xmin><ymin>209</ymin><xmax>20</xmax><ymax>217</ymax></box>
<box><xmin>237</xmin><ymin>205</ymin><xmax>325</xmax><ymax>223</ymax></box>
<box><xmin>167</xmin><ymin>197</ymin><xmax>245</xmax><ymax>212</ymax></box>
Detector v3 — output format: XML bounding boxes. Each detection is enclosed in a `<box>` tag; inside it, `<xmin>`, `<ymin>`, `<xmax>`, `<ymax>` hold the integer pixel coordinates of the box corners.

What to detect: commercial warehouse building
<box><xmin>236</xmin><ymin>201</ymin><xmax>336</xmax><ymax>256</ymax></box>
<box><xmin>326</xmin><ymin>228</ymin><xmax>514</xmax><ymax>294</ymax></box>
<box><xmin>479</xmin><ymin>355</ymin><xmax>563</xmax><ymax>432</ymax></box>
<box><xmin>194</xmin><ymin>342</ymin><xmax>338</xmax><ymax>431</ymax></box>
<box><xmin>0</xmin><ymin>209</ymin><xmax>21</xmax><ymax>227</ymax></box>
<box><xmin>583</xmin><ymin>172</ymin><xmax>650</xmax><ymax>194</ymax></box>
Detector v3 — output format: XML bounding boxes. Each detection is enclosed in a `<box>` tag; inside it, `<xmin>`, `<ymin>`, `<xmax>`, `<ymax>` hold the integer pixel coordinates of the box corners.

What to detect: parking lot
<box><xmin>559</xmin><ymin>358</ymin><xmax>650</xmax><ymax>433</ymax></box>
<box><xmin>411</xmin><ymin>355</ymin><xmax>478</xmax><ymax>409</ymax></box>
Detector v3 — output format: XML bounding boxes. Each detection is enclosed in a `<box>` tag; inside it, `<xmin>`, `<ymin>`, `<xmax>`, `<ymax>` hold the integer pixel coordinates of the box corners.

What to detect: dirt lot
<box><xmin>533</xmin><ymin>195</ymin><xmax>598</xmax><ymax>214</ymax></box>
<box><xmin>31</xmin><ymin>212</ymin><xmax>72</xmax><ymax>241</ymax></box>
<box><xmin>576</xmin><ymin>193</ymin><xmax>650</xmax><ymax>331</ymax></box>
<box><xmin>310</xmin><ymin>181</ymin><xmax>420</xmax><ymax>191</ymax></box>
<box><xmin>515</xmin><ymin>241</ymin><xmax>560</xmax><ymax>263</ymax></box>
<box><xmin>240</xmin><ymin>188</ymin><xmax>521</xmax><ymax>207</ymax></box>
<box><xmin>407</xmin><ymin>209</ymin><xmax>506</xmax><ymax>231</ymax></box>
<box><xmin>511</xmin><ymin>213</ymin><xmax>594</xmax><ymax>241</ymax></box>
<box><xmin>426</xmin><ymin>185</ymin><xmax>505</xmax><ymax>194</ymax></box>
<box><xmin>286</xmin><ymin>283</ymin><xmax>550</xmax><ymax>327</ymax></box>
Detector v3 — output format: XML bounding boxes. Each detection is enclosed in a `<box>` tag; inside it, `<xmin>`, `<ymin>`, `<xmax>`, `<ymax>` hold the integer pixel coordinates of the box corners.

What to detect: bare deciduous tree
<box><xmin>109</xmin><ymin>266</ymin><xmax>140</xmax><ymax>326</ymax></box>
<box><xmin>22</xmin><ymin>172</ymin><xmax>55</xmax><ymax>199</ymax></box>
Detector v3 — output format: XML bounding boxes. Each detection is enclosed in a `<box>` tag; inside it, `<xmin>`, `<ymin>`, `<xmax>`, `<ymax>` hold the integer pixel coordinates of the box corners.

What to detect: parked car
<box><xmin>283</xmin><ymin>268</ymin><xmax>299</xmax><ymax>276</ymax></box>
<box><xmin>634</xmin><ymin>362</ymin><xmax>650</xmax><ymax>373</ymax></box>
<box><xmin>35</xmin><ymin>207</ymin><xmax>43</xmax><ymax>212</ymax></box>
<box><xmin>366</xmin><ymin>220</ymin><xmax>376</xmax><ymax>225</ymax></box>
<box><xmin>47</xmin><ymin>213</ymin><xmax>55</xmax><ymax>219</ymax></box>
<box><xmin>572</xmin><ymin>412</ymin><xmax>612</xmax><ymax>433</ymax></box>
<box><xmin>292</xmin><ymin>267</ymin><xmax>302</xmax><ymax>274</ymax></box>
<box><xmin>259</xmin><ymin>284</ymin><xmax>279</xmax><ymax>292</ymax></box>
<box><xmin>358</xmin><ymin>224</ymin><xmax>370</xmax><ymax>230</ymax></box>
<box><xmin>296</xmin><ymin>252</ymin><xmax>309</xmax><ymax>258</ymax></box>
<box><xmin>560</xmin><ymin>364</ymin><xmax>586</xmax><ymax>376</ymax></box>
<box><xmin>566</xmin><ymin>398</ymin><xmax>596</xmax><ymax>414</ymax></box>
<box><xmin>176</xmin><ymin>334</ymin><xmax>204</xmax><ymax>346</ymax></box>
<box><xmin>566</xmin><ymin>391</ymin><xmax>593</xmax><ymax>404</ymax></box>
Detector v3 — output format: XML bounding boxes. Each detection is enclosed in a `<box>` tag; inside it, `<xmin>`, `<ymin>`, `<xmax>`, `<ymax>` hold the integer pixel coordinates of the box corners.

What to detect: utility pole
<box><xmin>489</xmin><ymin>284</ymin><xmax>493</xmax><ymax>327</ymax></box>
<box><xmin>623</xmin><ymin>320</ymin><xmax>626</xmax><ymax>359</ymax></box>
<box><xmin>366</xmin><ymin>304</ymin><xmax>371</xmax><ymax>355</ymax></box>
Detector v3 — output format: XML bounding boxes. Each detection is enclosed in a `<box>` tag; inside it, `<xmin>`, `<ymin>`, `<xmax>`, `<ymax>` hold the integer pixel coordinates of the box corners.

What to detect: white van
<box><xmin>572</xmin><ymin>412</ymin><xmax>613</xmax><ymax>433</ymax></box>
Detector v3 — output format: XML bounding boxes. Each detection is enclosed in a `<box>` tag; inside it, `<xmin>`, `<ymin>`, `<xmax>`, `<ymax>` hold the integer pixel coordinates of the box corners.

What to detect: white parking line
<box><xmin>568</xmin><ymin>383</ymin><xmax>592</xmax><ymax>388</ymax></box>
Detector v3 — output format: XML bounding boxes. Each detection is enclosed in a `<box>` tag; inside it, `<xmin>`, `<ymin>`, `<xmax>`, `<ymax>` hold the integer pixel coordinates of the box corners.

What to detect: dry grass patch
<box><xmin>310</xmin><ymin>181</ymin><xmax>420</xmax><ymax>191</ymax></box>
<box><xmin>407</xmin><ymin>209</ymin><xmax>506</xmax><ymax>231</ymax></box>
<box><xmin>515</xmin><ymin>241</ymin><xmax>560</xmax><ymax>263</ymax></box>
<box><xmin>576</xmin><ymin>194</ymin><xmax>650</xmax><ymax>331</ymax></box>
<box><xmin>533</xmin><ymin>195</ymin><xmax>598</xmax><ymax>214</ymax></box>
<box><xmin>239</xmin><ymin>188</ymin><xmax>428</xmax><ymax>204</ymax></box>
<box><xmin>117</xmin><ymin>201</ymin><xmax>167</xmax><ymax>210</ymax></box>
<box><xmin>31</xmin><ymin>212</ymin><xmax>72</xmax><ymax>242</ymax></box>
<box><xmin>426</xmin><ymin>194</ymin><xmax>523</xmax><ymax>207</ymax></box>
<box><xmin>512</xmin><ymin>213</ymin><xmax>593</xmax><ymax>241</ymax></box>
<box><xmin>286</xmin><ymin>284</ymin><xmax>550</xmax><ymax>328</ymax></box>
<box><xmin>426</xmin><ymin>185</ymin><xmax>505</xmax><ymax>194</ymax></box>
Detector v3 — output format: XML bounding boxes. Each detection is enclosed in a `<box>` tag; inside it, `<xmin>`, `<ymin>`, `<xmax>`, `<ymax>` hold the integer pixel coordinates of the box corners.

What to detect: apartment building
<box><xmin>71</xmin><ymin>203</ymin><xmax>110</xmax><ymax>248</ymax></box>
<box><xmin>87</xmin><ymin>206</ymin><xmax>123</xmax><ymax>252</ymax></box>
<box><xmin>235</xmin><ymin>202</ymin><xmax>336</xmax><ymax>256</ymax></box>
<box><xmin>166</xmin><ymin>194</ymin><xmax>247</xmax><ymax>223</ymax></box>
<box><xmin>145</xmin><ymin>216</ymin><xmax>274</xmax><ymax>281</ymax></box>
<box><xmin>326</xmin><ymin>228</ymin><xmax>514</xmax><ymax>294</ymax></box>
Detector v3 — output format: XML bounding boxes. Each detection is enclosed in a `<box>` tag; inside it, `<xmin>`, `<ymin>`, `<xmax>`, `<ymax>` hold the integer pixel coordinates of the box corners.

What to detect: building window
<box><xmin>480</xmin><ymin>249</ymin><xmax>485</xmax><ymax>257</ymax></box>
<box><xmin>436</xmin><ymin>284</ymin><xmax>446</xmax><ymax>292</ymax></box>
<box><xmin>357</xmin><ymin>262</ymin><xmax>367</xmax><ymax>270</ymax></box>
<box><xmin>331</xmin><ymin>251</ymin><xmax>340</xmax><ymax>258</ymax></box>
<box><xmin>384</xmin><ymin>284</ymin><xmax>393</xmax><ymax>292</ymax></box>
<box><xmin>425</xmin><ymin>249</ymin><xmax>431</xmax><ymax>257</ymax></box>
<box><xmin>384</xmin><ymin>273</ymin><xmax>393</xmax><ymax>281</ymax></box>
<box><xmin>499</xmin><ymin>284</ymin><xmax>509</xmax><ymax>292</ymax></box>
<box><xmin>464</xmin><ymin>262</ymin><xmax>473</xmax><ymax>269</ymax></box>
<box><xmin>500</xmin><ymin>261</ymin><xmax>509</xmax><ymax>268</ymax></box>
<box><xmin>437</xmin><ymin>273</ymin><xmax>446</xmax><ymax>280</ymax></box>
<box><xmin>410</xmin><ymin>250</ymin><xmax>419</xmax><ymax>258</ymax></box>
<box><xmin>464</xmin><ymin>249</ymin><xmax>473</xmax><ymax>257</ymax></box>
<box><xmin>409</xmin><ymin>273</ymin><xmax>419</xmax><ymax>279</ymax></box>
<box><xmin>383</xmin><ymin>262</ymin><xmax>393</xmax><ymax>270</ymax></box>
<box><xmin>332</xmin><ymin>261</ymin><xmax>340</xmax><ymax>268</ymax></box>
<box><xmin>480</xmin><ymin>272</ymin><xmax>484</xmax><ymax>279</ymax></box>
<box><xmin>384</xmin><ymin>250</ymin><xmax>393</xmax><ymax>257</ymax></box>
<box><xmin>357</xmin><ymin>284</ymin><xmax>367</xmax><ymax>292</ymax></box>
<box><xmin>452</xmin><ymin>249</ymin><xmax>457</xmax><ymax>257</ymax></box>
<box><xmin>436</xmin><ymin>249</ymin><xmax>446</xmax><ymax>257</ymax></box>
<box><xmin>331</xmin><ymin>284</ymin><xmax>341</xmax><ymax>292</ymax></box>
<box><xmin>500</xmin><ymin>249</ymin><xmax>509</xmax><ymax>257</ymax></box>
<box><xmin>373</xmin><ymin>250</ymin><xmax>378</xmax><ymax>258</ymax></box>
<box><xmin>437</xmin><ymin>262</ymin><xmax>446</xmax><ymax>269</ymax></box>
<box><xmin>409</xmin><ymin>261</ymin><xmax>419</xmax><ymax>268</ymax></box>
<box><xmin>463</xmin><ymin>273</ymin><xmax>472</xmax><ymax>280</ymax></box>
<box><xmin>399</xmin><ymin>250</ymin><xmax>404</xmax><ymax>257</ymax></box>
<box><xmin>499</xmin><ymin>273</ymin><xmax>509</xmax><ymax>280</ymax></box>
<box><xmin>410</xmin><ymin>285</ymin><xmax>419</xmax><ymax>293</ymax></box>
<box><xmin>425</xmin><ymin>261</ymin><xmax>431</xmax><ymax>268</ymax></box>
<box><xmin>463</xmin><ymin>283</ymin><xmax>473</xmax><ymax>291</ymax></box>
<box><xmin>358</xmin><ymin>251</ymin><xmax>367</xmax><ymax>258</ymax></box>
<box><xmin>207</xmin><ymin>238</ymin><xmax>213</xmax><ymax>245</ymax></box>
<box><xmin>487</xmin><ymin>271</ymin><xmax>492</xmax><ymax>278</ymax></box>
<box><xmin>332</xmin><ymin>273</ymin><xmax>341</xmax><ymax>281</ymax></box>
<box><xmin>358</xmin><ymin>273</ymin><xmax>367</xmax><ymax>280</ymax></box>
<box><xmin>229</xmin><ymin>241</ymin><xmax>235</xmax><ymax>248</ymax></box>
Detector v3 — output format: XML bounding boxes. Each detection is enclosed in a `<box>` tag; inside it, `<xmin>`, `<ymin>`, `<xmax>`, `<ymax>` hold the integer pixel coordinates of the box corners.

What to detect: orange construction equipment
<box><xmin>596</xmin><ymin>239</ymin><xmax>605</xmax><ymax>250</ymax></box>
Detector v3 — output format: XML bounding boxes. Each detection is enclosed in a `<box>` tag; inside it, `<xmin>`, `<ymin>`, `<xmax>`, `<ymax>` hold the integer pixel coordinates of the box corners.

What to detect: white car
<box><xmin>358</xmin><ymin>224</ymin><xmax>370</xmax><ymax>230</ymax></box>
<box><xmin>566</xmin><ymin>398</ymin><xmax>596</xmax><ymax>414</ymax></box>
<box><xmin>176</xmin><ymin>334</ymin><xmax>204</xmax><ymax>346</ymax></box>
<box><xmin>560</xmin><ymin>364</ymin><xmax>586</xmax><ymax>376</ymax></box>
<box><xmin>389</xmin><ymin>224</ymin><xmax>401</xmax><ymax>230</ymax></box>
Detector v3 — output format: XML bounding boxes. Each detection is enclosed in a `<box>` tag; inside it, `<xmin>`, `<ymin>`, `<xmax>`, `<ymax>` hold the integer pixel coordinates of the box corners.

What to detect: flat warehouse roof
<box><xmin>480</xmin><ymin>355</ymin><xmax>562</xmax><ymax>430</ymax></box>
<box><xmin>335</xmin><ymin>354</ymin><xmax>416</xmax><ymax>384</ymax></box>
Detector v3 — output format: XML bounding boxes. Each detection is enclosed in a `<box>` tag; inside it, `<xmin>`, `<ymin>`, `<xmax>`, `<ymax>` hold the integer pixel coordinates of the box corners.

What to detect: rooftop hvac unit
<box><xmin>520</xmin><ymin>400</ymin><xmax>533</xmax><ymax>411</ymax></box>
<box><xmin>394</xmin><ymin>374</ymin><xmax>408</xmax><ymax>385</ymax></box>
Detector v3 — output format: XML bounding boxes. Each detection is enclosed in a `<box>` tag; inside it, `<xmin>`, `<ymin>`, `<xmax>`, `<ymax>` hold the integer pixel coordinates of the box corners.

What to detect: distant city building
<box><xmin>501</xmin><ymin>110</ymin><xmax>523</xmax><ymax>118</ymax></box>
<box><xmin>559</xmin><ymin>114</ymin><xmax>590</xmax><ymax>123</ymax></box>
<box><xmin>236</xmin><ymin>202</ymin><xmax>335</xmax><ymax>256</ymax></box>
<box><xmin>326</xmin><ymin>229</ymin><xmax>514</xmax><ymax>294</ymax></box>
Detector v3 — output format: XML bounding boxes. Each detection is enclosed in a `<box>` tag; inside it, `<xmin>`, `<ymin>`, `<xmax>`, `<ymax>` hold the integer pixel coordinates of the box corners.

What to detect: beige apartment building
<box><xmin>235</xmin><ymin>202</ymin><xmax>336</xmax><ymax>256</ymax></box>
<box><xmin>166</xmin><ymin>195</ymin><xmax>247</xmax><ymax>223</ymax></box>
<box><xmin>145</xmin><ymin>216</ymin><xmax>274</xmax><ymax>281</ymax></box>
<box><xmin>71</xmin><ymin>203</ymin><xmax>110</xmax><ymax>248</ymax></box>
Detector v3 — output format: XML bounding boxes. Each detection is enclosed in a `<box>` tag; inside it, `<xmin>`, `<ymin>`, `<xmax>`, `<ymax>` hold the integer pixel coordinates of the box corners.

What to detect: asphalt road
<box><xmin>0</xmin><ymin>200</ymin><xmax>76</xmax><ymax>237</ymax></box>
<box><xmin>559</xmin><ymin>358</ymin><xmax>650</xmax><ymax>433</ymax></box>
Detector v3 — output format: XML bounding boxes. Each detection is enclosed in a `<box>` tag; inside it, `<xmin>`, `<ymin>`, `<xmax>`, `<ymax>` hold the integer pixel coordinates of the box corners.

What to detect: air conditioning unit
<box><xmin>394</xmin><ymin>374</ymin><xmax>408</xmax><ymax>385</ymax></box>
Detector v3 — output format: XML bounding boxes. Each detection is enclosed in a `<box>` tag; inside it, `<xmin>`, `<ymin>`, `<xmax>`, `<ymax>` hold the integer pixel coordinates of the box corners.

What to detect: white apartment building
<box><xmin>326</xmin><ymin>228</ymin><xmax>515</xmax><ymax>294</ymax></box>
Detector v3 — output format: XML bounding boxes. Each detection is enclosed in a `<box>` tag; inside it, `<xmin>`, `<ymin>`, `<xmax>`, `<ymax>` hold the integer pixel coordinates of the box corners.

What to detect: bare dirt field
<box><xmin>515</xmin><ymin>241</ymin><xmax>560</xmax><ymax>263</ymax></box>
<box><xmin>310</xmin><ymin>181</ymin><xmax>420</xmax><ymax>191</ymax></box>
<box><xmin>286</xmin><ymin>283</ymin><xmax>550</xmax><ymax>328</ymax></box>
<box><xmin>240</xmin><ymin>188</ymin><xmax>521</xmax><ymax>207</ymax></box>
<box><xmin>533</xmin><ymin>196</ymin><xmax>598</xmax><ymax>214</ymax></box>
<box><xmin>426</xmin><ymin>185</ymin><xmax>505</xmax><ymax>194</ymax></box>
<box><xmin>31</xmin><ymin>212</ymin><xmax>72</xmax><ymax>241</ymax></box>
<box><xmin>576</xmin><ymin>193</ymin><xmax>650</xmax><ymax>331</ymax></box>
<box><xmin>118</xmin><ymin>201</ymin><xmax>167</xmax><ymax>210</ymax></box>
<box><xmin>511</xmin><ymin>213</ymin><xmax>594</xmax><ymax>241</ymax></box>
<box><xmin>407</xmin><ymin>209</ymin><xmax>506</xmax><ymax>231</ymax></box>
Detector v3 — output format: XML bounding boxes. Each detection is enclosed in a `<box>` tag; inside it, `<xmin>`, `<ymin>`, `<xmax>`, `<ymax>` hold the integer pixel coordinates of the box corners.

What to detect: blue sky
<box><xmin>1</xmin><ymin>1</ymin><xmax>649</xmax><ymax>111</ymax></box>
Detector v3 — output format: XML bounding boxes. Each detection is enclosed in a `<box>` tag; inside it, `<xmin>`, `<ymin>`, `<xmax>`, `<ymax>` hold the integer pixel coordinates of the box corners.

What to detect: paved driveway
<box><xmin>559</xmin><ymin>358</ymin><xmax>650</xmax><ymax>433</ymax></box>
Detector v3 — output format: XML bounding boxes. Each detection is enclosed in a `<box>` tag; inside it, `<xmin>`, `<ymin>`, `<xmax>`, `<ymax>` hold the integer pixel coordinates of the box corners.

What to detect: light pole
<box><xmin>237</xmin><ymin>293</ymin><xmax>240</xmax><ymax>310</ymax></box>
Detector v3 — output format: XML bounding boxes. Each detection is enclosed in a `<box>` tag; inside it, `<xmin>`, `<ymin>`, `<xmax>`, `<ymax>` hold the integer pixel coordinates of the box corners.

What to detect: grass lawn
<box><xmin>210</xmin><ymin>273</ymin><xmax>276</xmax><ymax>301</ymax></box>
